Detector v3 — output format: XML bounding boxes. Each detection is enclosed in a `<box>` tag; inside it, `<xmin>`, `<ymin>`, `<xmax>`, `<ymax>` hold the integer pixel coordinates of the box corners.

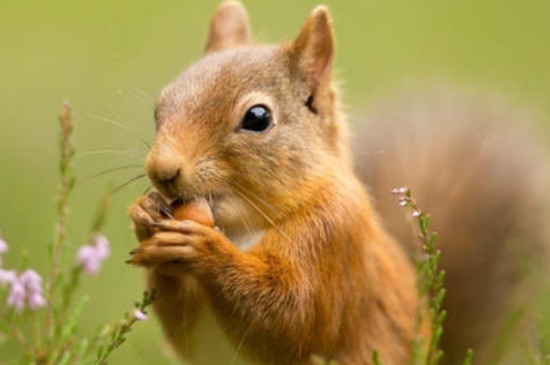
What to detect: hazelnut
<box><xmin>171</xmin><ymin>199</ymin><xmax>214</xmax><ymax>227</ymax></box>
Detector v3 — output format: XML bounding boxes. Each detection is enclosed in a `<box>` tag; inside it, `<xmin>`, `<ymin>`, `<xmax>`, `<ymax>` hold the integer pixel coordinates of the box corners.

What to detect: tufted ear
<box><xmin>289</xmin><ymin>6</ymin><xmax>335</xmax><ymax>88</ymax></box>
<box><xmin>204</xmin><ymin>1</ymin><xmax>251</xmax><ymax>54</ymax></box>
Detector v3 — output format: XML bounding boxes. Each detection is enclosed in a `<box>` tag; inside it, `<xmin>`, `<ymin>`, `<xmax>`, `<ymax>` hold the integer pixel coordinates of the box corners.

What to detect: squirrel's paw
<box><xmin>127</xmin><ymin>219</ymin><xmax>226</xmax><ymax>270</ymax></box>
<box><xmin>128</xmin><ymin>191</ymin><xmax>170</xmax><ymax>242</ymax></box>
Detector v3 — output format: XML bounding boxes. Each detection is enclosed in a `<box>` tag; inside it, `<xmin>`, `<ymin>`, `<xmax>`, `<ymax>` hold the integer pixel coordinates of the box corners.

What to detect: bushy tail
<box><xmin>353</xmin><ymin>85</ymin><xmax>550</xmax><ymax>364</ymax></box>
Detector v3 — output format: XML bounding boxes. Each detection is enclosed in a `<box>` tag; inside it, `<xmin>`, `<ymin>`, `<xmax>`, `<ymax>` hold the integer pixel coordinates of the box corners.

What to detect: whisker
<box><xmin>131</xmin><ymin>87</ymin><xmax>155</xmax><ymax>101</ymax></box>
<box><xmin>183</xmin><ymin>287</ymin><xmax>190</xmax><ymax>357</ymax></box>
<box><xmin>228</xmin><ymin>180</ymin><xmax>279</xmax><ymax>215</ymax></box>
<box><xmin>352</xmin><ymin>149</ymin><xmax>387</xmax><ymax>156</ymax></box>
<box><xmin>194</xmin><ymin>164</ymin><xmax>288</xmax><ymax>240</ymax></box>
<box><xmin>142</xmin><ymin>184</ymin><xmax>154</xmax><ymax>195</ymax></box>
<box><xmin>75</xmin><ymin>149</ymin><xmax>144</xmax><ymax>159</ymax></box>
<box><xmin>230</xmin><ymin>322</ymin><xmax>252</xmax><ymax>365</ymax></box>
<box><xmin>287</xmin><ymin>147</ymin><xmax>387</xmax><ymax>156</ymax></box>
<box><xmin>208</xmin><ymin>171</ymin><xmax>286</xmax><ymax>232</ymax></box>
<box><xmin>86</xmin><ymin>114</ymin><xmax>152</xmax><ymax>149</ymax></box>
<box><xmin>102</xmin><ymin>96</ymin><xmax>121</xmax><ymax>121</ymax></box>
<box><xmin>236</xmin><ymin>204</ymin><xmax>255</xmax><ymax>245</ymax></box>
<box><xmin>162</xmin><ymin>129</ymin><xmax>184</xmax><ymax>154</ymax></box>
<box><xmin>84</xmin><ymin>165</ymin><xmax>144</xmax><ymax>181</ymax></box>
<box><xmin>111</xmin><ymin>174</ymin><xmax>147</xmax><ymax>194</ymax></box>
<box><xmin>233</xmin><ymin>189</ymin><xmax>290</xmax><ymax>242</ymax></box>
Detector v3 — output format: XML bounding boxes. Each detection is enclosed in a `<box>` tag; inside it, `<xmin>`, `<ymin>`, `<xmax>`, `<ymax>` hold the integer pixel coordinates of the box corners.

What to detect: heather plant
<box><xmin>390</xmin><ymin>187</ymin><xmax>473</xmax><ymax>365</ymax></box>
<box><xmin>0</xmin><ymin>103</ymin><xmax>154</xmax><ymax>365</ymax></box>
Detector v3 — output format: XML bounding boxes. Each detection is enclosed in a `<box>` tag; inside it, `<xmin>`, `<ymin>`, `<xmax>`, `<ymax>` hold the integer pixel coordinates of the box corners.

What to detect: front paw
<box><xmin>128</xmin><ymin>191</ymin><xmax>171</xmax><ymax>242</ymax></box>
<box><xmin>127</xmin><ymin>220</ymin><xmax>227</xmax><ymax>271</ymax></box>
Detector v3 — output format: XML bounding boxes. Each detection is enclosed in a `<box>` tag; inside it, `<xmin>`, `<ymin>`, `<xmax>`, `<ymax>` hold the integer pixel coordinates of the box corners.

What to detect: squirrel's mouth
<box><xmin>161</xmin><ymin>190</ymin><xmax>264</xmax><ymax>236</ymax></box>
<box><xmin>170</xmin><ymin>193</ymin><xmax>225</xmax><ymax>211</ymax></box>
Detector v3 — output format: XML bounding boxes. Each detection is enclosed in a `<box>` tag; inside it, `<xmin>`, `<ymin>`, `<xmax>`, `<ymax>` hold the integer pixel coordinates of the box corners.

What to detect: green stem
<box><xmin>46</xmin><ymin>102</ymin><xmax>75</xmax><ymax>341</ymax></box>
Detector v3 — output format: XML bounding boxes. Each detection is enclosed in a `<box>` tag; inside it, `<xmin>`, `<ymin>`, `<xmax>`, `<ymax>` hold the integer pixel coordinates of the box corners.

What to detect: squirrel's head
<box><xmin>146</xmin><ymin>1</ymin><xmax>350</xmax><ymax>232</ymax></box>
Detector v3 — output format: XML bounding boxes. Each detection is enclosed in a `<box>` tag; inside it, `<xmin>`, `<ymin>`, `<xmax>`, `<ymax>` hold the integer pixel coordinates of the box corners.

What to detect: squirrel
<box><xmin>128</xmin><ymin>2</ymin><xmax>549</xmax><ymax>365</ymax></box>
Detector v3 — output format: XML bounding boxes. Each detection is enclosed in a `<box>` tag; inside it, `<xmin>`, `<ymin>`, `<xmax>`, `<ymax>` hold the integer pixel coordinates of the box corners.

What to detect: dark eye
<box><xmin>239</xmin><ymin>105</ymin><xmax>273</xmax><ymax>133</ymax></box>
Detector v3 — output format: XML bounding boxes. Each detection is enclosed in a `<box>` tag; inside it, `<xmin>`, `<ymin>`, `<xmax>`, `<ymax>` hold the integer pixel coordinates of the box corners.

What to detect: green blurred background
<box><xmin>1</xmin><ymin>0</ymin><xmax>549</xmax><ymax>363</ymax></box>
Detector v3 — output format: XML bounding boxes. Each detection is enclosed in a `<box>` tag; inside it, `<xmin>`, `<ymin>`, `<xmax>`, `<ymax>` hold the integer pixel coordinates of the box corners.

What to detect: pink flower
<box><xmin>93</xmin><ymin>234</ymin><xmax>110</xmax><ymax>260</ymax></box>
<box><xmin>78</xmin><ymin>246</ymin><xmax>101</xmax><ymax>274</ymax></box>
<box><xmin>391</xmin><ymin>187</ymin><xmax>409</xmax><ymax>195</ymax></box>
<box><xmin>0</xmin><ymin>232</ymin><xmax>8</xmax><ymax>267</ymax></box>
<box><xmin>77</xmin><ymin>234</ymin><xmax>110</xmax><ymax>275</ymax></box>
<box><xmin>0</xmin><ymin>232</ymin><xmax>46</xmax><ymax>312</ymax></box>
<box><xmin>0</xmin><ymin>268</ymin><xmax>17</xmax><ymax>287</ymax></box>
<box><xmin>133</xmin><ymin>309</ymin><xmax>148</xmax><ymax>321</ymax></box>
<box><xmin>0</xmin><ymin>233</ymin><xmax>7</xmax><ymax>255</ymax></box>
<box><xmin>20</xmin><ymin>269</ymin><xmax>46</xmax><ymax>310</ymax></box>
<box><xmin>7</xmin><ymin>280</ymin><xmax>26</xmax><ymax>312</ymax></box>
<box><xmin>28</xmin><ymin>292</ymin><xmax>47</xmax><ymax>309</ymax></box>
<box><xmin>412</xmin><ymin>210</ymin><xmax>422</xmax><ymax>218</ymax></box>
<box><xmin>20</xmin><ymin>269</ymin><xmax>42</xmax><ymax>288</ymax></box>
<box><xmin>6</xmin><ymin>270</ymin><xmax>46</xmax><ymax>311</ymax></box>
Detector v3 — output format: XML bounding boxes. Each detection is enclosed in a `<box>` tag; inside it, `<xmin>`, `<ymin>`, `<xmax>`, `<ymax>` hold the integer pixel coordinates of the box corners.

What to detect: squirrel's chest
<box><xmin>229</xmin><ymin>229</ymin><xmax>266</xmax><ymax>251</ymax></box>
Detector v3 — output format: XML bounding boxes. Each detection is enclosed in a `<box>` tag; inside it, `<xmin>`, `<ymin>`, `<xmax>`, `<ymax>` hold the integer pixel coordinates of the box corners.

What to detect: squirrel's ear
<box><xmin>289</xmin><ymin>6</ymin><xmax>335</xmax><ymax>87</ymax></box>
<box><xmin>204</xmin><ymin>1</ymin><xmax>251</xmax><ymax>54</ymax></box>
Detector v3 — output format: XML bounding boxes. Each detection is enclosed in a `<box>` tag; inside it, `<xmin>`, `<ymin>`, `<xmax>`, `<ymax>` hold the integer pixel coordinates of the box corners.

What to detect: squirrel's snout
<box><xmin>154</xmin><ymin>167</ymin><xmax>181</xmax><ymax>186</ymax></box>
<box><xmin>147</xmin><ymin>165</ymin><xmax>182</xmax><ymax>198</ymax></box>
<box><xmin>145</xmin><ymin>147</ymin><xmax>186</xmax><ymax>198</ymax></box>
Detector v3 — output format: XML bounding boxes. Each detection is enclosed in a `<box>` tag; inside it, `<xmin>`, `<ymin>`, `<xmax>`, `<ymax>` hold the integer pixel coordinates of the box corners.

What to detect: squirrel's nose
<box><xmin>145</xmin><ymin>146</ymin><xmax>185</xmax><ymax>196</ymax></box>
<box><xmin>147</xmin><ymin>164</ymin><xmax>183</xmax><ymax>198</ymax></box>
<box><xmin>147</xmin><ymin>162</ymin><xmax>181</xmax><ymax>186</ymax></box>
<box><xmin>155</xmin><ymin>168</ymin><xmax>181</xmax><ymax>185</ymax></box>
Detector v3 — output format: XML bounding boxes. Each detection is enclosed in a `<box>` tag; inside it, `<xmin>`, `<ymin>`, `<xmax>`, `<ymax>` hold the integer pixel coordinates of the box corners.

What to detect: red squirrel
<box><xmin>128</xmin><ymin>2</ymin><xmax>549</xmax><ymax>364</ymax></box>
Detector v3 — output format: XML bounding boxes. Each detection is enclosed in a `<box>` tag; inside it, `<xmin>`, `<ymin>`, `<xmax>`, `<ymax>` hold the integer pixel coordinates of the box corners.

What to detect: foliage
<box><xmin>0</xmin><ymin>103</ymin><xmax>153</xmax><ymax>365</ymax></box>
<box><xmin>390</xmin><ymin>187</ymin><xmax>473</xmax><ymax>365</ymax></box>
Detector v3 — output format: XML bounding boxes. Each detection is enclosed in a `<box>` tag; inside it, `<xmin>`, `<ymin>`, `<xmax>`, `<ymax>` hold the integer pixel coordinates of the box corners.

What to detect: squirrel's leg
<box><xmin>129</xmin><ymin>193</ymin><xmax>204</xmax><ymax>359</ymax></box>
<box><xmin>130</xmin><ymin>220</ymin><xmax>318</xmax><ymax>364</ymax></box>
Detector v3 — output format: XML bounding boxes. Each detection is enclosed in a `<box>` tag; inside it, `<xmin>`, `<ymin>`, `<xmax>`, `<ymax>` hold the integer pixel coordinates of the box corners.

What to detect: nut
<box><xmin>171</xmin><ymin>199</ymin><xmax>214</xmax><ymax>227</ymax></box>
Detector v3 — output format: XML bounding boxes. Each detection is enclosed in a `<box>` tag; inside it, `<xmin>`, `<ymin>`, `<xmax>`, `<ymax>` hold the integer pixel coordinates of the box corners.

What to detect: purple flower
<box><xmin>93</xmin><ymin>234</ymin><xmax>110</xmax><ymax>260</ymax></box>
<box><xmin>5</xmin><ymin>270</ymin><xmax>46</xmax><ymax>311</ymax></box>
<box><xmin>20</xmin><ymin>269</ymin><xmax>46</xmax><ymax>310</ymax></box>
<box><xmin>20</xmin><ymin>269</ymin><xmax>42</xmax><ymax>289</ymax></box>
<box><xmin>0</xmin><ymin>232</ymin><xmax>8</xmax><ymax>267</ymax></box>
<box><xmin>28</xmin><ymin>291</ymin><xmax>46</xmax><ymax>309</ymax></box>
<box><xmin>0</xmin><ymin>233</ymin><xmax>8</xmax><ymax>255</ymax></box>
<box><xmin>78</xmin><ymin>246</ymin><xmax>100</xmax><ymax>274</ymax></box>
<box><xmin>0</xmin><ymin>268</ymin><xmax>16</xmax><ymax>287</ymax></box>
<box><xmin>77</xmin><ymin>234</ymin><xmax>110</xmax><ymax>275</ymax></box>
<box><xmin>0</xmin><ymin>232</ymin><xmax>46</xmax><ymax>311</ymax></box>
<box><xmin>391</xmin><ymin>187</ymin><xmax>409</xmax><ymax>195</ymax></box>
<box><xmin>7</xmin><ymin>280</ymin><xmax>26</xmax><ymax>312</ymax></box>
<box><xmin>133</xmin><ymin>309</ymin><xmax>148</xmax><ymax>321</ymax></box>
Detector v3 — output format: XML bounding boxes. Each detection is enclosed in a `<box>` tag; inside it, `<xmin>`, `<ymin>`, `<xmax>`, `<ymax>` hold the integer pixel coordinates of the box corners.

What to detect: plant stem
<box><xmin>392</xmin><ymin>188</ymin><xmax>447</xmax><ymax>365</ymax></box>
<box><xmin>46</xmin><ymin>102</ymin><xmax>75</xmax><ymax>339</ymax></box>
<box><xmin>94</xmin><ymin>290</ymin><xmax>155</xmax><ymax>365</ymax></box>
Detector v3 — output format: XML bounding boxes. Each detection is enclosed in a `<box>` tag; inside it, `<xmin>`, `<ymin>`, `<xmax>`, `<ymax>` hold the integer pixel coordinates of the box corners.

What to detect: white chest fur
<box><xmin>228</xmin><ymin>229</ymin><xmax>265</xmax><ymax>251</ymax></box>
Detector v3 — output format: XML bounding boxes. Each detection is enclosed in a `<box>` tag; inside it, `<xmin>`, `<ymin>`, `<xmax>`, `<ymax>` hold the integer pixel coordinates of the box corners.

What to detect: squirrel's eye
<box><xmin>239</xmin><ymin>105</ymin><xmax>273</xmax><ymax>133</ymax></box>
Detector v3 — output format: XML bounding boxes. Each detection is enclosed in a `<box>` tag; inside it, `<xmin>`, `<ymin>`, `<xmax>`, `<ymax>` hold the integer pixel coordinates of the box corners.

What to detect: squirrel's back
<box><xmin>354</xmin><ymin>85</ymin><xmax>550</xmax><ymax>364</ymax></box>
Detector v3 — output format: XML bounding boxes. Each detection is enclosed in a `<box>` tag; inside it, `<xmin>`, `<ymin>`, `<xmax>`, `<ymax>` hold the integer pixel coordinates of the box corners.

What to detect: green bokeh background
<box><xmin>0</xmin><ymin>0</ymin><xmax>549</xmax><ymax>364</ymax></box>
